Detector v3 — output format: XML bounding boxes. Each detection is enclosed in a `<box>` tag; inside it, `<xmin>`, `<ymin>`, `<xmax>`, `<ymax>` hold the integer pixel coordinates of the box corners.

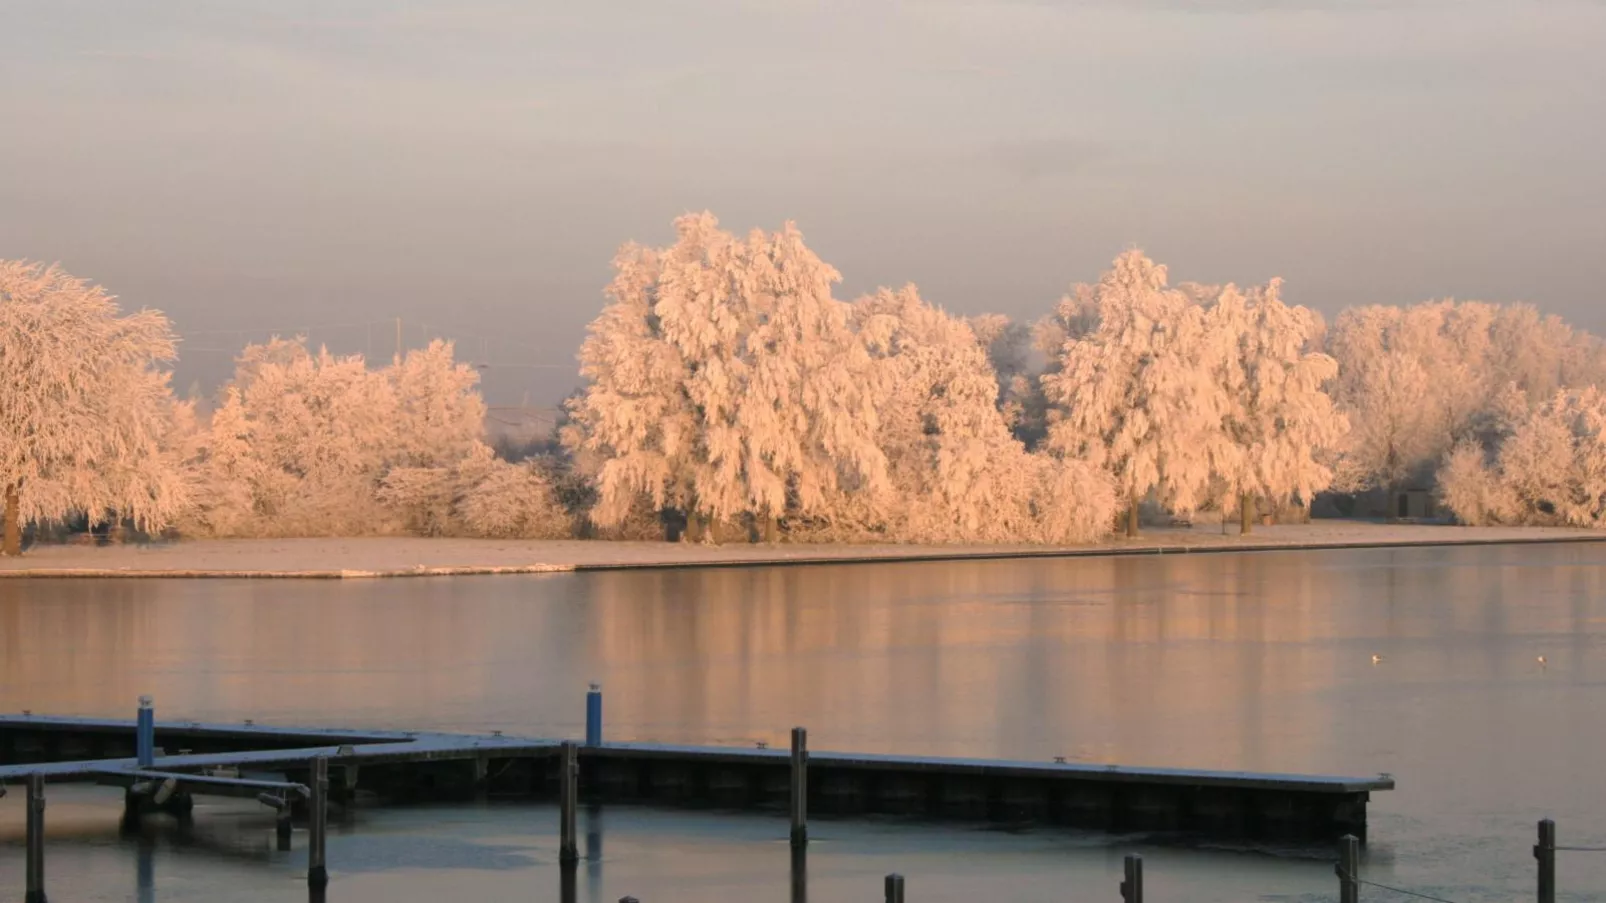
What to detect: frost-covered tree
<box><xmin>0</xmin><ymin>261</ymin><xmax>186</xmax><ymax>555</ymax></box>
<box><xmin>1437</xmin><ymin>440</ymin><xmax>1516</xmax><ymax>526</ymax></box>
<box><xmin>1439</xmin><ymin>388</ymin><xmax>1606</xmax><ymax>527</ymax></box>
<box><xmin>388</xmin><ymin>340</ymin><xmax>488</xmax><ymax>468</ymax></box>
<box><xmin>1327</xmin><ymin>305</ymin><xmax>1445</xmax><ymax>496</ymax></box>
<box><xmin>217</xmin><ymin>339</ymin><xmax>398</xmax><ymax>534</ymax></box>
<box><xmin>378</xmin><ymin>445</ymin><xmax>572</xmax><ymax>539</ymax></box>
<box><xmin>1328</xmin><ymin>300</ymin><xmax>1604</xmax><ymax>501</ymax></box>
<box><xmin>1042</xmin><ymin>251</ymin><xmax>1234</xmax><ymax>537</ymax></box>
<box><xmin>845</xmin><ymin>287</ymin><xmax>1115</xmax><ymax>543</ymax></box>
<box><xmin>183</xmin><ymin>335</ymin><xmax>567</xmax><ymax>538</ymax></box>
<box><xmin>1211</xmin><ymin>279</ymin><xmax>1348</xmax><ymax>533</ymax></box>
<box><xmin>455</xmin><ymin>451</ymin><xmax>572</xmax><ymax>539</ymax></box>
<box><xmin>565</xmin><ymin>212</ymin><xmax>887</xmax><ymax>541</ymax></box>
<box><xmin>967</xmin><ymin>313</ymin><xmax>1047</xmax><ymax>445</ymax></box>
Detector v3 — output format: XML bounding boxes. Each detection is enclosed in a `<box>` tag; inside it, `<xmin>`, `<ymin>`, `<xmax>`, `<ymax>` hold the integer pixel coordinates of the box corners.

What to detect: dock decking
<box><xmin>0</xmin><ymin>713</ymin><xmax>1392</xmax><ymax>843</ymax></box>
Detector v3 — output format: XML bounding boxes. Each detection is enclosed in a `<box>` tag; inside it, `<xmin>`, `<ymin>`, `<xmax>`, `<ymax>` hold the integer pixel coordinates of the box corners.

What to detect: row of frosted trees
<box><xmin>4</xmin><ymin>214</ymin><xmax>1605</xmax><ymax>553</ymax></box>
<box><xmin>0</xmin><ymin>261</ymin><xmax>570</xmax><ymax>555</ymax></box>
<box><xmin>564</xmin><ymin>215</ymin><xmax>1345</xmax><ymax>543</ymax></box>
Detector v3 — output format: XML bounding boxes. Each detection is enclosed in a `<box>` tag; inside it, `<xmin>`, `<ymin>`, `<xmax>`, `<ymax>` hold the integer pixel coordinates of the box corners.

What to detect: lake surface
<box><xmin>3</xmin><ymin>544</ymin><xmax>1605</xmax><ymax>901</ymax></box>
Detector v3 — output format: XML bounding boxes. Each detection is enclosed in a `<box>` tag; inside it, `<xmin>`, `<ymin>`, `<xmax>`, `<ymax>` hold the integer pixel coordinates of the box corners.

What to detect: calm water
<box><xmin>2</xmin><ymin>545</ymin><xmax>1605</xmax><ymax>901</ymax></box>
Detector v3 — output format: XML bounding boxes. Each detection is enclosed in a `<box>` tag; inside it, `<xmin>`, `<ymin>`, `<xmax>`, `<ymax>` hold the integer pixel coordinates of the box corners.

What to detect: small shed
<box><xmin>1391</xmin><ymin>488</ymin><xmax>1436</xmax><ymax>520</ymax></box>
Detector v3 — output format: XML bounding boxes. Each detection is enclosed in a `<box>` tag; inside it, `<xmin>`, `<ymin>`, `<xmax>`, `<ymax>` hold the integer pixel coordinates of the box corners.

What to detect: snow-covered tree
<box><xmin>843</xmin><ymin>286</ymin><xmax>1115</xmax><ymax>543</ymax></box>
<box><xmin>179</xmin><ymin>336</ymin><xmax>552</xmax><ymax>538</ymax></box>
<box><xmin>377</xmin><ymin>444</ymin><xmax>572</xmax><ymax>539</ymax></box>
<box><xmin>455</xmin><ymin>452</ymin><xmax>572</xmax><ymax>539</ymax></box>
<box><xmin>968</xmin><ymin>313</ymin><xmax>1048</xmax><ymax>447</ymax></box>
<box><xmin>1328</xmin><ymin>300</ymin><xmax>1605</xmax><ymax>501</ymax></box>
<box><xmin>1041</xmin><ymin>250</ymin><xmax>1234</xmax><ymax>536</ymax></box>
<box><xmin>0</xmin><ymin>261</ymin><xmax>187</xmax><ymax>554</ymax></box>
<box><xmin>565</xmin><ymin>212</ymin><xmax>888</xmax><ymax>541</ymax></box>
<box><xmin>200</xmin><ymin>339</ymin><xmax>400</xmax><ymax>534</ymax></box>
<box><xmin>1211</xmin><ymin>279</ymin><xmax>1348</xmax><ymax>533</ymax></box>
<box><xmin>388</xmin><ymin>340</ymin><xmax>487</xmax><ymax>468</ymax></box>
<box><xmin>1439</xmin><ymin>388</ymin><xmax>1606</xmax><ymax>527</ymax></box>
<box><xmin>1327</xmin><ymin>305</ymin><xmax>1445</xmax><ymax>496</ymax></box>
<box><xmin>1437</xmin><ymin>440</ymin><xmax>1516</xmax><ymax>526</ymax></box>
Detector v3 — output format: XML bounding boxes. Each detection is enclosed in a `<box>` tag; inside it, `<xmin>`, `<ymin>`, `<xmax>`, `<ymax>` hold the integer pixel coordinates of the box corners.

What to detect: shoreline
<box><xmin>1</xmin><ymin>523</ymin><xmax>1603</xmax><ymax>578</ymax></box>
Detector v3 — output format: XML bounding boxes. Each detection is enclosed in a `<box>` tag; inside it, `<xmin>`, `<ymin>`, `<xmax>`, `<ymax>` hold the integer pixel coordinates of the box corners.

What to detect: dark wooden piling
<box><xmin>136</xmin><ymin>836</ymin><xmax>154</xmax><ymax>903</ymax></box>
<box><xmin>790</xmin><ymin>843</ymin><xmax>807</xmax><ymax>903</ymax></box>
<box><xmin>1121</xmin><ymin>854</ymin><xmax>1143</xmax><ymax>903</ymax></box>
<box><xmin>136</xmin><ymin>697</ymin><xmax>155</xmax><ymax>768</ymax></box>
<box><xmin>884</xmin><ymin>873</ymin><xmax>905</xmax><ymax>903</ymax></box>
<box><xmin>560</xmin><ymin>741</ymin><xmax>579</xmax><ymax>865</ymax></box>
<box><xmin>1536</xmin><ymin>819</ymin><xmax>1556</xmax><ymax>903</ymax></box>
<box><xmin>560</xmin><ymin>861</ymin><xmax>578</xmax><ymax>903</ymax></box>
<box><xmin>1337</xmin><ymin>834</ymin><xmax>1359</xmax><ymax>903</ymax></box>
<box><xmin>790</xmin><ymin>727</ymin><xmax>808</xmax><ymax>848</ymax></box>
<box><xmin>25</xmin><ymin>772</ymin><xmax>46</xmax><ymax>903</ymax></box>
<box><xmin>308</xmin><ymin>757</ymin><xmax>329</xmax><ymax>889</ymax></box>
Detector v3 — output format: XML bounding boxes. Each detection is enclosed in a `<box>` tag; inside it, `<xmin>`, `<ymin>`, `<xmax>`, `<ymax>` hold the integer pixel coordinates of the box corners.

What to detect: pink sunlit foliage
<box><xmin>0</xmin><ymin>261</ymin><xmax>187</xmax><ymax>554</ymax></box>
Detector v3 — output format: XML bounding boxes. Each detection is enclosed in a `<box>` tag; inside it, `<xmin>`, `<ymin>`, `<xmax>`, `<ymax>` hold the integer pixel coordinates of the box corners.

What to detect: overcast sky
<box><xmin>3</xmin><ymin>0</ymin><xmax>1603</xmax><ymax>404</ymax></box>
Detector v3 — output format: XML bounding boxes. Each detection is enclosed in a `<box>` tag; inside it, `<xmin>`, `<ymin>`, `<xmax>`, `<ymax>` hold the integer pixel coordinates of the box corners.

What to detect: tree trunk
<box><xmin>3</xmin><ymin>484</ymin><xmax>20</xmax><ymax>557</ymax></box>
<box><xmin>1126</xmin><ymin>494</ymin><xmax>1140</xmax><ymax>538</ymax></box>
<box><xmin>1240</xmin><ymin>491</ymin><xmax>1255</xmax><ymax>536</ymax></box>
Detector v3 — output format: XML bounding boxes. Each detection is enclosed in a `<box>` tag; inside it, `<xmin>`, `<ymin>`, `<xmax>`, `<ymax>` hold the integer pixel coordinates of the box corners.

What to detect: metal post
<box><xmin>1337</xmin><ymin>834</ymin><xmax>1359</xmax><ymax>903</ymax></box>
<box><xmin>25</xmin><ymin>773</ymin><xmax>46</xmax><ymax>903</ymax></box>
<box><xmin>1121</xmin><ymin>854</ymin><xmax>1143</xmax><ymax>903</ymax></box>
<box><xmin>560</xmin><ymin>741</ymin><xmax>579</xmax><ymax>864</ymax></box>
<box><xmin>308</xmin><ymin>757</ymin><xmax>329</xmax><ymax>889</ymax></box>
<box><xmin>790</xmin><ymin>726</ymin><xmax>808</xmax><ymax>848</ymax></box>
<box><xmin>586</xmin><ymin>684</ymin><xmax>603</xmax><ymax>747</ymax></box>
<box><xmin>884</xmin><ymin>873</ymin><xmax>905</xmax><ymax>903</ymax></box>
<box><xmin>136</xmin><ymin>695</ymin><xmax>155</xmax><ymax>768</ymax></box>
<box><xmin>1536</xmin><ymin>819</ymin><xmax>1556</xmax><ymax>903</ymax></box>
<box><xmin>276</xmin><ymin>810</ymin><xmax>293</xmax><ymax>852</ymax></box>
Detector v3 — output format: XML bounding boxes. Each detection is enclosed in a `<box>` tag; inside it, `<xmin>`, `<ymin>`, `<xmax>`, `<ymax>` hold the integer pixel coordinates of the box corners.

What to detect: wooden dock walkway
<box><xmin>1</xmin><ymin>712</ymin><xmax>1392</xmax><ymax>843</ymax></box>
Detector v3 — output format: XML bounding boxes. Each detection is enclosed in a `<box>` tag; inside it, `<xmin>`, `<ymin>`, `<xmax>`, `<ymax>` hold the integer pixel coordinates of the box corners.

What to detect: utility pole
<box><xmin>394</xmin><ymin>317</ymin><xmax>402</xmax><ymax>364</ymax></box>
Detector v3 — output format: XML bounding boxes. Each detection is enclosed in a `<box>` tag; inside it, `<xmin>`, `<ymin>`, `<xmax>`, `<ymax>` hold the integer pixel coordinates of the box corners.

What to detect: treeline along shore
<box><xmin>5</xmin><ymin>214</ymin><xmax>1606</xmax><ymax>558</ymax></box>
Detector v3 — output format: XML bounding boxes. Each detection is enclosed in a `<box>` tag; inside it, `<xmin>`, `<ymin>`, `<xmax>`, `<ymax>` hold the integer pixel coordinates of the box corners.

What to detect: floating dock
<box><xmin>0</xmin><ymin>711</ymin><xmax>1391</xmax><ymax>843</ymax></box>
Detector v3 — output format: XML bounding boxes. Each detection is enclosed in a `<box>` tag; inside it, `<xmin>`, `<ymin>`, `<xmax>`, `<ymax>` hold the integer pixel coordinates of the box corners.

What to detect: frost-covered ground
<box><xmin>0</xmin><ymin>521</ymin><xmax>1601</xmax><ymax>577</ymax></box>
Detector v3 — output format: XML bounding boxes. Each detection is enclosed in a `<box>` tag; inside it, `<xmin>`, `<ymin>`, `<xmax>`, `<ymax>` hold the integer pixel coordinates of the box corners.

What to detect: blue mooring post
<box><xmin>585</xmin><ymin>683</ymin><xmax>602</xmax><ymax>747</ymax></box>
<box><xmin>136</xmin><ymin>696</ymin><xmax>154</xmax><ymax>768</ymax></box>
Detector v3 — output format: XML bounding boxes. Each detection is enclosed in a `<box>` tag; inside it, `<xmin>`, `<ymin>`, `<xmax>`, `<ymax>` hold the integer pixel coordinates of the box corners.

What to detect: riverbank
<box><xmin>0</xmin><ymin>522</ymin><xmax>1603</xmax><ymax>578</ymax></box>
